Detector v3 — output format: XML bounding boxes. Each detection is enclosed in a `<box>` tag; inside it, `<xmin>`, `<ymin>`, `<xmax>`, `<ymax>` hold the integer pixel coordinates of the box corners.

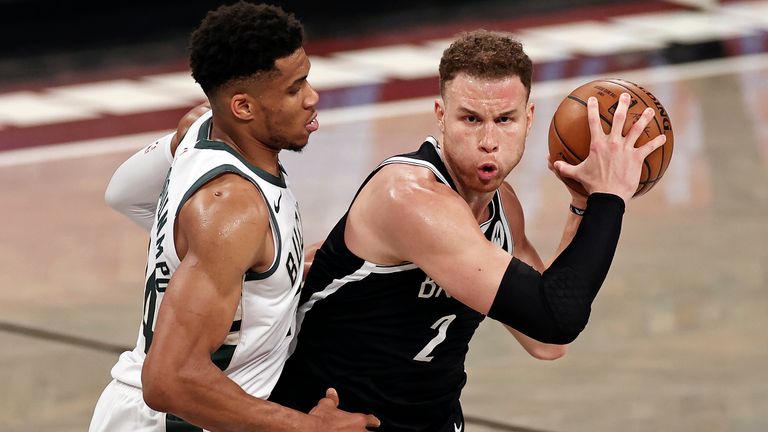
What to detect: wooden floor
<box><xmin>1</xmin><ymin>48</ymin><xmax>767</xmax><ymax>432</ymax></box>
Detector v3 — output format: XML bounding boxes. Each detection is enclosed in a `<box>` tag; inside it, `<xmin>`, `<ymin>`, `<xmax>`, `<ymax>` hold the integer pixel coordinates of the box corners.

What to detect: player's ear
<box><xmin>230</xmin><ymin>93</ymin><xmax>254</xmax><ymax>121</ymax></box>
<box><xmin>526</xmin><ymin>102</ymin><xmax>535</xmax><ymax>137</ymax></box>
<box><xmin>434</xmin><ymin>99</ymin><xmax>445</xmax><ymax>132</ymax></box>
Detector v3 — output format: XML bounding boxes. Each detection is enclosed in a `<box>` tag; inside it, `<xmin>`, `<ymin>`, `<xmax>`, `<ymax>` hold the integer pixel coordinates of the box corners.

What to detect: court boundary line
<box><xmin>0</xmin><ymin>320</ymin><xmax>130</xmax><ymax>354</ymax></box>
<box><xmin>464</xmin><ymin>416</ymin><xmax>560</xmax><ymax>432</ymax></box>
<box><xmin>1</xmin><ymin>52</ymin><xmax>766</xmax><ymax>168</ymax></box>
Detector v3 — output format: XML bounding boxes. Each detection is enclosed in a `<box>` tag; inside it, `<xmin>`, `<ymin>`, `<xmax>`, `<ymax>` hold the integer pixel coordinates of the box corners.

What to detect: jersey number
<box><xmin>413</xmin><ymin>314</ymin><xmax>456</xmax><ymax>362</ymax></box>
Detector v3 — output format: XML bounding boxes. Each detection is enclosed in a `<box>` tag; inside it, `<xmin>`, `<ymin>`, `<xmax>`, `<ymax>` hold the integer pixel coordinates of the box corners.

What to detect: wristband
<box><xmin>570</xmin><ymin>204</ymin><xmax>586</xmax><ymax>216</ymax></box>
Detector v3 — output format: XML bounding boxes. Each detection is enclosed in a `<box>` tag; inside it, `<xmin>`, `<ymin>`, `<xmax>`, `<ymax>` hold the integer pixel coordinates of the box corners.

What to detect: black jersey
<box><xmin>270</xmin><ymin>137</ymin><xmax>514</xmax><ymax>431</ymax></box>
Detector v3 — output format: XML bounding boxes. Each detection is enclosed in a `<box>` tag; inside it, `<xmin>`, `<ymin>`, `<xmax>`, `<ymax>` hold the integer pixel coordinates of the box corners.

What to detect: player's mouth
<box><xmin>477</xmin><ymin>162</ymin><xmax>498</xmax><ymax>182</ymax></box>
<box><xmin>306</xmin><ymin>114</ymin><xmax>319</xmax><ymax>133</ymax></box>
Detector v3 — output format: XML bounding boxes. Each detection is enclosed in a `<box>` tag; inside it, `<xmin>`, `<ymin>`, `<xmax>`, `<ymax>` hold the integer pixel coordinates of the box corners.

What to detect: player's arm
<box><xmin>497</xmin><ymin>183</ymin><xmax>567</xmax><ymax>360</ymax></box>
<box><xmin>349</xmin><ymin>165</ymin><xmax>610</xmax><ymax>345</ymax></box>
<box><xmin>104</xmin><ymin>132</ymin><xmax>175</xmax><ymax>231</ymax></box>
<box><xmin>543</xmin><ymin>154</ymin><xmax>589</xmax><ymax>269</ymax></box>
<box><xmin>142</xmin><ymin>174</ymin><xmax>377</xmax><ymax>432</ymax></box>
<box><xmin>348</xmin><ymin>94</ymin><xmax>666</xmax><ymax>345</ymax></box>
<box><xmin>499</xmin><ymin>178</ymin><xmax>588</xmax><ymax>357</ymax></box>
<box><xmin>104</xmin><ymin>103</ymin><xmax>210</xmax><ymax>231</ymax></box>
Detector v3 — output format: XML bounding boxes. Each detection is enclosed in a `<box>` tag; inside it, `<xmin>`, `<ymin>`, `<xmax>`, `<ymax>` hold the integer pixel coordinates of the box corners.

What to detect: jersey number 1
<box><xmin>413</xmin><ymin>314</ymin><xmax>456</xmax><ymax>362</ymax></box>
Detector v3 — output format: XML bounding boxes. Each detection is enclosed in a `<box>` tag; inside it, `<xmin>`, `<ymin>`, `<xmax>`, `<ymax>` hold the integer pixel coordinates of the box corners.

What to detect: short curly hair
<box><xmin>189</xmin><ymin>1</ymin><xmax>304</xmax><ymax>96</ymax></box>
<box><xmin>439</xmin><ymin>30</ymin><xmax>533</xmax><ymax>99</ymax></box>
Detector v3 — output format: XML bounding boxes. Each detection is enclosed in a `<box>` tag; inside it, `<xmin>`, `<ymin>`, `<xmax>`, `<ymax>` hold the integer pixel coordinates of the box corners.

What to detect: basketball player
<box><xmin>90</xmin><ymin>2</ymin><xmax>378</xmax><ymax>431</ymax></box>
<box><xmin>267</xmin><ymin>30</ymin><xmax>667</xmax><ymax>431</ymax></box>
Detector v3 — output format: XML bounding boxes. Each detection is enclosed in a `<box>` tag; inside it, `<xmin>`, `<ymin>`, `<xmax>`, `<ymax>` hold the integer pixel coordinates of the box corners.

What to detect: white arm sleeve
<box><xmin>104</xmin><ymin>132</ymin><xmax>175</xmax><ymax>232</ymax></box>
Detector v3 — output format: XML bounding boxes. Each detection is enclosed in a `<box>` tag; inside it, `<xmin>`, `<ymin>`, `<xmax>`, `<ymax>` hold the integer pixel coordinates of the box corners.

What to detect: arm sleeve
<box><xmin>487</xmin><ymin>193</ymin><xmax>625</xmax><ymax>344</ymax></box>
<box><xmin>104</xmin><ymin>132</ymin><xmax>174</xmax><ymax>232</ymax></box>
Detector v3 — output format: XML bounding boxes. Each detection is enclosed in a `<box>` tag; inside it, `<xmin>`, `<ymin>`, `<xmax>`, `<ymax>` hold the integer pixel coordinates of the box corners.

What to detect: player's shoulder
<box><xmin>177</xmin><ymin>173</ymin><xmax>271</xmax><ymax>268</ymax></box>
<box><xmin>376</xmin><ymin>163</ymin><xmax>453</xmax><ymax>196</ymax></box>
<box><xmin>366</xmin><ymin>164</ymin><xmax>461</xmax><ymax>218</ymax></box>
<box><xmin>181</xmin><ymin>173</ymin><xmax>270</xmax><ymax>232</ymax></box>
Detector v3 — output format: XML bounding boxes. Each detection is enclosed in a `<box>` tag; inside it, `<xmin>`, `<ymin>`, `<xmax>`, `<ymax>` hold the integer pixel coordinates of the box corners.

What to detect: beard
<box><xmin>268</xmin><ymin>133</ymin><xmax>308</xmax><ymax>153</ymax></box>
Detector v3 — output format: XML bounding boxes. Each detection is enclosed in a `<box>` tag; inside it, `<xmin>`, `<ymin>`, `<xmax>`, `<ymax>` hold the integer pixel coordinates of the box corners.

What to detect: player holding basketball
<box><xmin>90</xmin><ymin>2</ymin><xmax>378</xmax><ymax>431</ymax></box>
<box><xmin>268</xmin><ymin>30</ymin><xmax>666</xmax><ymax>431</ymax></box>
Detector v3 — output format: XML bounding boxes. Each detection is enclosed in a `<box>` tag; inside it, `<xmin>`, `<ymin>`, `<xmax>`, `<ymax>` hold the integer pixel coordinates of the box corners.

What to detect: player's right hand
<box><xmin>308</xmin><ymin>388</ymin><xmax>380</xmax><ymax>431</ymax></box>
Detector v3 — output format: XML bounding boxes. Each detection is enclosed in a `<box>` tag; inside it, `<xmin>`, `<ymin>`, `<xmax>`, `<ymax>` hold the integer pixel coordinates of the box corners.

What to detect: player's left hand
<box><xmin>553</xmin><ymin>93</ymin><xmax>666</xmax><ymax>203</ymax></box>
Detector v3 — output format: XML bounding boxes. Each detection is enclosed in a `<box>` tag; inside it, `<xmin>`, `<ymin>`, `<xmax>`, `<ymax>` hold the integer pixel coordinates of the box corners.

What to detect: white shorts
<box><xmin>89</xmin><ymin>379</ymin><xmax>204</xmax><ymax>432</ymax></box>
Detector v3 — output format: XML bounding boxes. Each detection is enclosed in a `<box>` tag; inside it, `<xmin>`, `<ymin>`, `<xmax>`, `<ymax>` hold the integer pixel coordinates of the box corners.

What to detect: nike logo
<box><xmin>454</xmin><ymin>422</ymin><xmax>462</xmax><ymax>432</ymax></box>
<box><xmin>274</xmin><ymin>192</ymin><xmax>282</xmax><ymax>213</ymax></box>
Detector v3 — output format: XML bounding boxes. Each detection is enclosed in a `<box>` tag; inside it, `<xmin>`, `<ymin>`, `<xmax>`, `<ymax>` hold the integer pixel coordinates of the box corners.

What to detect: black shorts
<box><xmin>435</xmin><ymin>401</ymin><xmax>465</xmax><ymax>432</ymax></box>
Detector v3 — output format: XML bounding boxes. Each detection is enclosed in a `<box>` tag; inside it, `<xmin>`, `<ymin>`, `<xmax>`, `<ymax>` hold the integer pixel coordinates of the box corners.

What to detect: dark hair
<box><xmin>439</xmin><ymin>30</ymin><xmax>533</xmax><ymax>98</ymax></box>
<box><xmin>189</xmin><ymin>1</ymin><xmax>304</xmax><ymax>96</ymax></box>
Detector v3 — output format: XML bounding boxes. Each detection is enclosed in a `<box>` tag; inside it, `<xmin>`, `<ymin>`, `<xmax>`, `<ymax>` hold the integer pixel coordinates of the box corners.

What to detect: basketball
<box><xmin>547</xmin><ymin>79</ymin><xmax>674</xmax><ymax>197</ymax></box>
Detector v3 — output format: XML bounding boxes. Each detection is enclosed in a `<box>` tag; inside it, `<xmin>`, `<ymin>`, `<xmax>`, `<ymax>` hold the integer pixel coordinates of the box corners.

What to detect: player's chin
<box><xmin>284</xmin><ymin>132</ymin><xmax>311</xmax><ymax>152</ymax></box>
<box><xmin>286</xmin><ymin>140</ymin><xmax>308</xmax><ymax>152</ymax></box>
<box><xmin>472</xmin><ymin>177</ymin><xmax>503</xmax><ymax>193</ymax></box>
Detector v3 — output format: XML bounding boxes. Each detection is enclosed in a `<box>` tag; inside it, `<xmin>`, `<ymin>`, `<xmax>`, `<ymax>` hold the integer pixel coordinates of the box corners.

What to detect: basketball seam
<box><xmin>553</xmin><ymin>116</ymin><xmax>584</xmax><ymax>163</ymax></box>
<box><xmin>566</xmin><ymin>95</ymin><xmax>614</xmax><ymax>126</ymax></box>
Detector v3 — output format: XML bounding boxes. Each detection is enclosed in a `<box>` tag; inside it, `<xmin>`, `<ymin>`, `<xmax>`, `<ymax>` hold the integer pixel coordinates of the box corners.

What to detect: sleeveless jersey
<box><xmin>111</xmin><ymin>110</ymin><xmax>304</xmax><ymax>401</ymax></box>
<box><xmin>270</xmin><ymin>137</ymin><xmax>514</xmax><ymax>431</ymax></box>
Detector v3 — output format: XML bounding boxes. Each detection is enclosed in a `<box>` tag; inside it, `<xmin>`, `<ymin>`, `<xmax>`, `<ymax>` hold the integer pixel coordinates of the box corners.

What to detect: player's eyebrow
<box><xmin>289</xmin><ymin>74</ymin><xmax>308</xmax><ymax>87</ymax></box>
<box><xmin>456</xmin><ymin>106</ymin><xmax>518</xmax><ymax>117</ymax></box>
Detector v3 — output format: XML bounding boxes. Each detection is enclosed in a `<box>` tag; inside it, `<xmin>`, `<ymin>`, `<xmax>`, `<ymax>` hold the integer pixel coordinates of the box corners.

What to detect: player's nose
<box><xmin>478</xmin><ymin>130</ymin><xmax>499</xmax><ymax>153</ymax></box>
<box><xmin>305</xmin><ymin>82</ymin><xmax>320</xmax><ymax>108</ymax></box>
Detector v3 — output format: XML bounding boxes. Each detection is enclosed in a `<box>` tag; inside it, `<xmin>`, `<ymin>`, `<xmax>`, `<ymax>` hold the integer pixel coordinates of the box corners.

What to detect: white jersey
<box><xmin>110</xmin><ymin>111</ymin><xmax>304</xmax><ymax>399</ymax></box>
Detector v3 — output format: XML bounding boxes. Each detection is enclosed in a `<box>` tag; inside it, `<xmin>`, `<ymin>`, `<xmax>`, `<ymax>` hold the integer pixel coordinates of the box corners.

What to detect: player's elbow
<box><xmin>142</xmin><ymin>360</ymin><xmax>178</xmax><ymax>412</ymax></box>
<box><xmin>104</xmin><ymin>182</ymin><xmax>125</xmax><ymax>212</ymax></box>
<box><xmin>527</xmin><ymin>343</ymin><xmax>568</xmax><ymax>361</ymax></box>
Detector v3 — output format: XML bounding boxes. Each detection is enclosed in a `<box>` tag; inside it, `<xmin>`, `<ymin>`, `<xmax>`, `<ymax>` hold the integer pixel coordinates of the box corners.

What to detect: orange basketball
<box><xmin>547</xmin><ymin>79</ymin><xmax>674</xmax><ymax>197</ymax></box>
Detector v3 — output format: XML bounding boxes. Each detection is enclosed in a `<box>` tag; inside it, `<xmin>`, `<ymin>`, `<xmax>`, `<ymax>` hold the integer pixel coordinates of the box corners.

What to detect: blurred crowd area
<box><xmin>0</xmin><ymin>0</ymin><xmax>617</xmax><ymax>88</ymax></box>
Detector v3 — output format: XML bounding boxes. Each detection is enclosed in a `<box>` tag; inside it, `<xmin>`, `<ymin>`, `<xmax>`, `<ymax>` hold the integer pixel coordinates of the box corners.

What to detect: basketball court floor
<box><xmin>0</xmin><ymin>1</ymin><xmax>766</xmax><ymax>431</ymax></box>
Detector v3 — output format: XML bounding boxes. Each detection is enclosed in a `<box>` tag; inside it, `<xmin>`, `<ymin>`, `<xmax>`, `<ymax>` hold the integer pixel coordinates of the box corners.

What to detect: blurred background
<box><xmin>1</xmin><ymin>0</ymin><xmax>766</xmax><ymax>431</ymax></box>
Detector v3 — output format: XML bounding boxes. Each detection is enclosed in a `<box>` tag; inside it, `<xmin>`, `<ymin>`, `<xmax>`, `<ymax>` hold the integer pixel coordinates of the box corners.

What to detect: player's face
<box><xmin>436</xmin><ymin>73</ymin><xmax>534</xmax><ymax>194</ymax></box>
<box><xmin>249</xmin><ymin>48</ymin><xmax>320</xmax><ymax>152</ymax></box>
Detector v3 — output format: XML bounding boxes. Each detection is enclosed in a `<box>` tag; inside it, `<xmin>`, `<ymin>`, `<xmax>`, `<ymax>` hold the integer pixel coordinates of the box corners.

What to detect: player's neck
<box><xmin>446</xmin><ymin>178</ymin><xmax>492</xmax><ymax>222</ymax></box>
<box><xmin>441</xmin><ymin>153</ymin><xmax>494</xmax><ymax>222</ymax></box>
<box><xmin>210</xmin><ymin>122</ymin><xmax>281</xmax><ymax>177</ymax></box>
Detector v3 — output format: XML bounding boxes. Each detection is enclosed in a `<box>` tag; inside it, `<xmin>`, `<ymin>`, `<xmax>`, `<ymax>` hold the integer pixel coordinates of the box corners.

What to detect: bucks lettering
<box><xmin>142</xmin><ymin>172</ymin><xmax>171</xmax><ymax>353</ymax></box>
<box><xmin>285</xmin><ymin>206</ymin><xmax>304</xmax><ymax>290</ymax></box>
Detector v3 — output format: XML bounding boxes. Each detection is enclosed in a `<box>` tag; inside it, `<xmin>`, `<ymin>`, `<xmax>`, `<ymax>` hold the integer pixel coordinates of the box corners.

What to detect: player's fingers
<box><xmin>586</xmin><ymin>96</ymin><xmax>604</xmax><ymax>142</ymax></box>
<box><xmin>546</xmin><ymin>155</ymin><xmax>556</xmax><ymax>173</ymax></box>
<box><xmin>553</xmin><ymin>160</ymin><xmax>578</xmax><ymax>180</ymax></box>
<box><xmin>365</xmin><ymin>414</ymin><xmax>381</xmax><ymax>428</ymax></box>
<box><xmin>308</xmin><ymin>398</ymin><xmax>334</xmax><ymax>416</ymax></box>
<box><xmin>623</xmin><ymin>107</ymin><xmax>655</xmax><ymax>146</ymax></box>
<box><xmin>609</xmin><ymin>93</ymin><xmax>630</xmax><ymax>141</ymax></box>
<box><xmin>325</xmin><ymin>387</ymin><xmax>340</xmax><ymax>406</ymax></box>
<box><xmin>637</xmin><ymin>133</ymin><xmax>667</xmax><ymax>159</ymax></box>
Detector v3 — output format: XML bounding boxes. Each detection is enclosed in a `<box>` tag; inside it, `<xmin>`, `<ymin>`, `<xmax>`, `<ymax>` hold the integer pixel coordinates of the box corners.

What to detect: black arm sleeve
<box><xmin>487</xmin><ymin>193</ymin><xmax>625</xmax><ymax>344</ymax></box>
